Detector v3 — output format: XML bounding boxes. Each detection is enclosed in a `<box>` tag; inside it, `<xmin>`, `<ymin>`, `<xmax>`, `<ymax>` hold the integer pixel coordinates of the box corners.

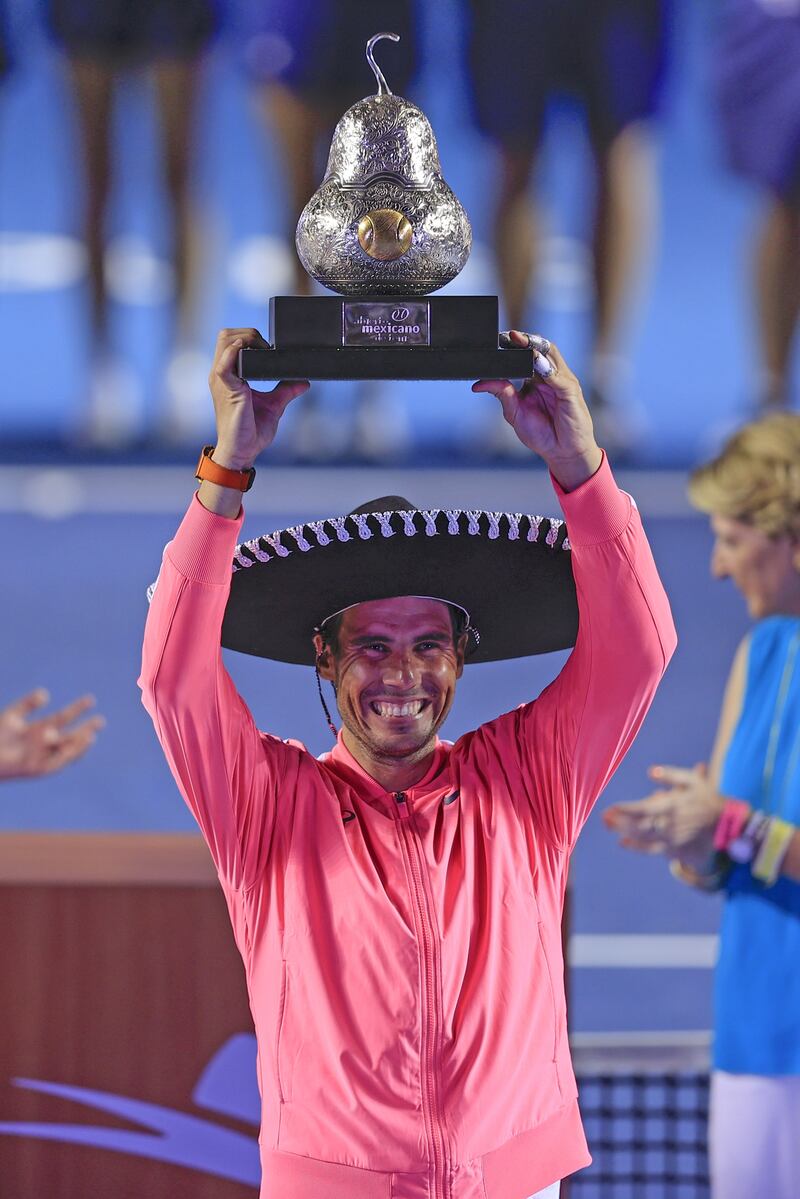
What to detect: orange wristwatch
<box><xmin>195</xmin><ymin>445</ymin><xmax>256</xmax><ymax>492</ymax></box>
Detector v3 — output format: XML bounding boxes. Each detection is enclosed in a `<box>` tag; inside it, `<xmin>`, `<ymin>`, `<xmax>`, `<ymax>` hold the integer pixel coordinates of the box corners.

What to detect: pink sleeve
<box><xmin>138</xmin><ymin>494</ymin><xmax>303</xmax><ymax>891</ymax></box>
<box><xmin>469</xmin><ymin>455</ymin><xmax>677</xmax><ymax>850</ymax></box>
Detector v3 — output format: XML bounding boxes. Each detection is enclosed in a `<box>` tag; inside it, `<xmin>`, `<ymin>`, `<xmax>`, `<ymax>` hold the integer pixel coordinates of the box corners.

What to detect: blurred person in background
<box><xmin>240</xmin><ymin>0</ymin><xmax>418</xmax><ymax>461</ymax></box>
<box><xmin>713</xmin><ymin>0</ymin><xmax>800</xmax><ymax>414</ymax></box>
<box><xmin>465</xmin><ymin>0</ymin><xmax>672</xmax><ymax>457</ymax></box>
<box><xmin>0</xmin><ymin>0</ymin><xmax>11</xmax><ymax>81</ymax></box>
<box><xmin>0</xmin><ymin>689</ymin><xmax>103</xmax><ymax>780</ymax></box>
<box><xmin>45</xmin><ymin>0</ymin><xmax>221</xmax><ymax>444</ymax></box>
<box><xmin>604</xmin><ymin>414</ymin><xmax>800</xmax><ymax>1199</ymax></box>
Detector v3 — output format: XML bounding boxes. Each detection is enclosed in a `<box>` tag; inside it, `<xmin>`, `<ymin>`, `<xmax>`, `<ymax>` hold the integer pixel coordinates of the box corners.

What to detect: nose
<box><xmin>381</xmin><ymin>648</ymin><xmax>417</xmax><ymax>688</ymax></box>
<box><xmin>710</xmin><ymin>542</ymin><xmax>728</xmax><ymax>579</ymax></box>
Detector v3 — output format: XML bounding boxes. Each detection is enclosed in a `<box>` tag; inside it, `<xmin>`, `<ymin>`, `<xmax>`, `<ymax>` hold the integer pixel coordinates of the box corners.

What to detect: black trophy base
<box><xmin>238</xmin><ymin>295</ymin><xmax>533</xmax><ymax>381</ymax></box>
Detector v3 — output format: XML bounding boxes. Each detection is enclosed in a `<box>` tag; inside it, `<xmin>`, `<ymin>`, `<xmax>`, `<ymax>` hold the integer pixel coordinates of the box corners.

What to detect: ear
<box><xmin>454</xmin><ymin>631</ymin><xmax>469</xmax><ymax>679</ymax></box>
<box><xmin>313</xmin><ymin>632</ymin><xmax>336</xmax><ymax>681</ymax></box>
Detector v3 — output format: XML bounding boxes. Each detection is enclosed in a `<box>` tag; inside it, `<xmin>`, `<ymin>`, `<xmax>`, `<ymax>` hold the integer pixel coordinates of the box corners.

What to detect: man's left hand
<box><xmin>472</xmin><ymin>331</ymin><xmax>602</xmax><ymax>490</ymax></box>
<box><xmin>603</xmin><ymin>764</ymin><xmax>726</xmax><ymax>871</ymax></box>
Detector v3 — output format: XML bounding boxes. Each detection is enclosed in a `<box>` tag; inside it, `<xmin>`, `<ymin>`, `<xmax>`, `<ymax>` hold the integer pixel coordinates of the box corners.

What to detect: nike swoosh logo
<box><xmin>0</xmin><ymin>1034</ymin><xmax>261</xmax><ymax>1183</ymax></box>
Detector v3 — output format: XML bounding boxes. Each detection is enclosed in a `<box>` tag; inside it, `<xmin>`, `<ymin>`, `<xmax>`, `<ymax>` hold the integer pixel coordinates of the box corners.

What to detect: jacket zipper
<box><xmin>394</xmin><ymin>791</ymin><xmax>450</xmax><ymax>1199</ymax></box>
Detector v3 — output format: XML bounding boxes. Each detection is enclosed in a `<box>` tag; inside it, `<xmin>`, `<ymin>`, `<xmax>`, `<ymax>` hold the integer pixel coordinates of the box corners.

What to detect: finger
<box><xmin>39</xmin><ymin>714</ymin><xmax>105</xmax><ymax>748</ymax></box>
<box><xmin>606</xmin><ymin>800</ymin><xmax>676</xmax><ymax>829</ymax></box>
<box><xmin>217</xmin><ymin>337</ymin><xmax>244</xmax><ymax>379</ymax></box>
<box><xmin>271</xmin><ymin>379</ymin><xmax>311</xmax><ymax>412</ymax></box>
<box><xmin>474</xmin><ymin>380</ymin><xmax>521</xmax><ymax>426</ymax></box>
<box><xmin>620</xmin><ymin>837</ymin><xmax>669</xmax><ymax>855</ymax></box>
<box><xmin>532</xmin><ymin>351</ymin><xmax>555</xmax><ymax>378</ymax></box>
<box><xmin>507</xmin><ymin>329</ymin><xmax>552</xmax><ymax>355</ymax></box>
<box><xmin>649</xmin><ymin>764</ymin><xmax>701</xmax><ymax>787</ymax></box>
<box><xmin>43</xmin><ymin>694</ymin><xmax>97</xmax><ymax>730</ymax></box>
<box><xmin>69</xmin><ymin>714</ymin><xmax>105</xmax><ymax>736</ymax></box>
<box><xmin>544</xmin><ymin>341</ymin><xmax>570</xmax><ymax>374</ymax></box>
<box><xmin>216</xmin><ymin>328</ymin><xmax>269</xmax><ymax>350</ymax></box>
<box><xmin>251</xmin><ymin>378</ymin><xmax>311</xmax><ymax>415</ymax></box>
<box><xmin>471</xmin><ymin>378</ymin><xmax>522</xmax><ymax>426</ymax></box>
<box><xmin>498</xmin><ymin>330</ymin><xmax>557</xmax><ymax>379</ymax></box>
<box><xmin>471</xmin><ymin>377</ymin><xmax>514</xmax><ymax>396</ymax></box>
<box><xmin>604</xmin><ymin>797</ymin><xmax>663</xmax><ymax>820</ymax></box>
<box><xmin>2</xmin><ymin>688</ymin><xmax>50</xmax><ymax>719</ymax></box>
<box><xmin>40</xmin><ymin>727</ymin><xmax>100</xmax><ymax>774</ymax></box>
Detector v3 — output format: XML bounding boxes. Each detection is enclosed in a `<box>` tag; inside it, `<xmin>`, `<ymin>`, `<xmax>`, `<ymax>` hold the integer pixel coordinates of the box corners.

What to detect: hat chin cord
<box><xmin>315</xmin><ymin>661</ymin><xmax>339</xmax><ymax>741</ymax></box>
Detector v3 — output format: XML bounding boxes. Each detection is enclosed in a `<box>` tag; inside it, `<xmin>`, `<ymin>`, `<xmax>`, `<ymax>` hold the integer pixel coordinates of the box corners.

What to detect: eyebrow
<box><xmin>349</xmin><ymin>630</ymin><xmax>452</xmax><ymax>645</ymax></box>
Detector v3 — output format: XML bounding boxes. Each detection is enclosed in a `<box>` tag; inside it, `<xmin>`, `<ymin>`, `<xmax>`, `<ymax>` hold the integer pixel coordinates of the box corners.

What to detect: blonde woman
<box><xmin>604</xmin><ymin>413</ymin><xmax>800</xmax><ymax>1199</ymax></box>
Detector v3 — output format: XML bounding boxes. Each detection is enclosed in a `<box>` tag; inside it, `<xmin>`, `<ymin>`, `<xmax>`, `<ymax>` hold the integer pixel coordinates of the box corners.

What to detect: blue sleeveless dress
<box><xmin>715</xmin><ymin>616</ymin><xmax>800</xmax><ymax>1074</ymax></box>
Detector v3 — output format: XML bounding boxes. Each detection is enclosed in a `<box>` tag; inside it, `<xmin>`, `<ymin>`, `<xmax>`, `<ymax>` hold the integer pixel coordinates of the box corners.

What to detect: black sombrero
<box><xmin>219</xmin><ymin>495</ymin><xmax>578</xmax><ymax>665</ymax></box>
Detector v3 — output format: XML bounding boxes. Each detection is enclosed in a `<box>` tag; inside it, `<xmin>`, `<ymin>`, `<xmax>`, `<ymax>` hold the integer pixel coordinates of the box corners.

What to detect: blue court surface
<box><xmin>0</xmin><ymin>465</ymin><xmax>748</xmax><ymax>1037</ymax></box>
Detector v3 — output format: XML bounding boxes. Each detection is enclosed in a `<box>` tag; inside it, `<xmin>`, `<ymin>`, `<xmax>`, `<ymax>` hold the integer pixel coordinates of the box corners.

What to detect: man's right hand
<box><xmin>209</xmin><ymin>328</ymin><xmax>310</xmax><ymax>470</ymax></box>
<box><xmin>199</xmin><ymin>329</ymin><xmax>310</xmax><ymax>517</ymax></box>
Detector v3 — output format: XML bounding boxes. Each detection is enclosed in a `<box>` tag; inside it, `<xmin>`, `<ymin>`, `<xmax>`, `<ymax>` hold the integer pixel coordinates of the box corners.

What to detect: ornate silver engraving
<box><xmin>295</xmin><ymin>37</ymin><xmax>471</xmax><ymax>295</ymax></box>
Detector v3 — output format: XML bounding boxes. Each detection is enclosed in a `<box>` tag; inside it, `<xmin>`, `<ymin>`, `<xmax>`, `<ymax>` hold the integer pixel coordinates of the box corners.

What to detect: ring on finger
<box><xmin>526</xmin><ymin>332</ymin><xmax>551</xmax><ymax>355</ymax></box>
<box><xmin>532</xmin><ymin>352</ymin><xmax>555</xmax><ymax>379</ymax></box>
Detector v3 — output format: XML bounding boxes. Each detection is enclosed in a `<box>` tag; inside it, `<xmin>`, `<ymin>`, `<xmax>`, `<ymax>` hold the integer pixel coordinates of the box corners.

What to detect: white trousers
<box><xmin>710</xmin><ymin>1071</ymin><xmax>800</xmax><ymax>1199</ymax></box>
<box><xmin>527</xmin><ymin>1184</ymin><xmax>560</xmax><ymax>1199</ymax></box>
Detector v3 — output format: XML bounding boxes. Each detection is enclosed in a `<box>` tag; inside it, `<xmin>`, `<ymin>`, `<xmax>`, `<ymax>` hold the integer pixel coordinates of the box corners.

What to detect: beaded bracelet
<box><xmin>669</xmin><ymin>855</ymin><xmax>731</xmax><ymax>893</ymax></box>
<box><xmin>713</xmin><ymin>798</ymin><xmax>751</xmax><ymax>853</ymax></box>
<box><xmin>728</xmin><ymin>810</ymin><xmax>771</xmax><ymax>864</ymax></box>
<box><xmin>752</xmin><ymin>817</ymin><xmax>795</xmax><ymax>887</ymax></box>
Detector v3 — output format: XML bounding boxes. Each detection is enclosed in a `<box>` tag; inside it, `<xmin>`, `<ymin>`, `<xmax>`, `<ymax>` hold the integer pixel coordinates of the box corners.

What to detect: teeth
<box><xmin>373</xmin><ymin>701</ymin><xmax>424</xmax><ymax>718</ymax></box>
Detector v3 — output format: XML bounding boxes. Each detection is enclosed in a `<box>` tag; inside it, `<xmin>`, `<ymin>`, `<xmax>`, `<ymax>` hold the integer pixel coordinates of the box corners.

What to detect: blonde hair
<box><xmin>688</xmin><ymin>413</ymin><xmax>800</xmax><ymax>539</ymax></box>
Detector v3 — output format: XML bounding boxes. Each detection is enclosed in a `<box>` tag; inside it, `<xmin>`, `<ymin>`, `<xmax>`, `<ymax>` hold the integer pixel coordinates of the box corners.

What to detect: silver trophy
<box><xmin>240</xmin><ymin>33</ymin><xmax>531</xmax><ymax>382</ymax></box>
<box><xmin>296</xmin><ymin>32</ymin><xmax>472</xmax><ymax>296</ymax></box>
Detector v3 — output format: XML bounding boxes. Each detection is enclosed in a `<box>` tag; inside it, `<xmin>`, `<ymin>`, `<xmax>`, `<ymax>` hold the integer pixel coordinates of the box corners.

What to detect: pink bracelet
<box><xmin>713</xmin><ymin>798</ymin><xmax>752</xmax><ymax>852</ymax></box>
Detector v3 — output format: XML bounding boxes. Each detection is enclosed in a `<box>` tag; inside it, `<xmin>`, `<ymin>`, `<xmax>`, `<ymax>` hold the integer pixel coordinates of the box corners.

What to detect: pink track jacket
<box><xmin>139</xmin><ymin>457</ymin><xmax>676</xmax><ymax>1199</ymax></box>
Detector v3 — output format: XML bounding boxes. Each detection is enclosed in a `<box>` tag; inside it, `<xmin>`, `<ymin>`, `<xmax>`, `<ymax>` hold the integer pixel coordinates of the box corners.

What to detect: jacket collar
<box><xmin>323</xmin><ymin>730</ymin><xmax>450</xmax><ymax>801</ymax></box>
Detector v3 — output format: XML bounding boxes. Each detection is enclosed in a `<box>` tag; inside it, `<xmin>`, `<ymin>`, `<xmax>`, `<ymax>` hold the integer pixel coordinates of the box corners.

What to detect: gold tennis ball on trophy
<box><xmin>357</xmin><ymin>209</ymin><xmax>413</xmax><ymax>261</ymax></box>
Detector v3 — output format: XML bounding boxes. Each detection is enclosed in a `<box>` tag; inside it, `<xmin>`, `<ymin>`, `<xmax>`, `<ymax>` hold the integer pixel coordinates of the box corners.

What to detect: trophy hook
<box><xmin>366</xmin><ymin>32</ymin><xmax>400</xmax><ymax>96</ymax></box>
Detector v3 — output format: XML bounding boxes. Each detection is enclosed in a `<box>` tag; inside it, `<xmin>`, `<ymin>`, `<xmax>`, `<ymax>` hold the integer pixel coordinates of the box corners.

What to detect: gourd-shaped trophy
<box><xmin>240</xmin><ymin>33</ymin><xmax>532</xmax><ymax>382</ymax></box>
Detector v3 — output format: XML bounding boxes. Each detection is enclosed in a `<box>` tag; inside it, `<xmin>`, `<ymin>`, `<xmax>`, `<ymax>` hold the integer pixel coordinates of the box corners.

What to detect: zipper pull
<box><xmin>394</xmin><ymin>791</ymin><xmax>411</xmax><ymax>820</ymax></box>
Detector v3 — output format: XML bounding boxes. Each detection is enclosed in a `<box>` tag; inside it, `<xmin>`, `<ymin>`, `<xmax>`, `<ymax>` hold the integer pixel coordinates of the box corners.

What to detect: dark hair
<box><xmin>319</xmin><ymin>603</ymin><xmax>468</xmax><ymax>654</ymax></box>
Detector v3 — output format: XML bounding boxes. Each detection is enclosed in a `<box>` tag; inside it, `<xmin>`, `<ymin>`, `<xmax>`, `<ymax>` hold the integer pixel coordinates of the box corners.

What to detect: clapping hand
<box><xmin>0</xmin><ymin>689</ymin><xmax>104</xmax><ymax>781</ymax></box>
<box><xmin>603</xmin><ymin>764</ymin><xmax>726</xmax><ymax>871</ymax></box>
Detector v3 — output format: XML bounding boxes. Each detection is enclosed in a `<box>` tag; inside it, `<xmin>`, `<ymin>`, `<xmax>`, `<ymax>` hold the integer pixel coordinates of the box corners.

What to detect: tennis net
<box><xmin>569</xmin><ymin>1031</ymin><xmax>711</xmax><ymax>1198</ymax></box>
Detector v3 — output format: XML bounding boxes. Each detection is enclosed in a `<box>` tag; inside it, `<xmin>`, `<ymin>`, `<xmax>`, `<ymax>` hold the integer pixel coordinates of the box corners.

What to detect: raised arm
<box><xmin>138</xmin><ymin>330</ymin><xmax>309</xmax><ymax>890</ymax></box>
<box><xmin>473</xmin><ymin>333</ymin><xmax>677</xmax><ymax>849</ymax></box>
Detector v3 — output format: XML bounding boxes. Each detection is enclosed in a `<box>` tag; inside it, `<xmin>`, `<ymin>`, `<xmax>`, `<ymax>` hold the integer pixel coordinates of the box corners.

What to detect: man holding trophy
<box><xmin>140</xmin><ymin>36</ymin><xmax>676</xmax><ymax>1199</ymax></box>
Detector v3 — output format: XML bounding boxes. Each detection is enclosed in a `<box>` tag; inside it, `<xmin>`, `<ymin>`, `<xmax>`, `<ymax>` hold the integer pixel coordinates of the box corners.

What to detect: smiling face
<box><xmin>313</xmin><ymin>596</ymin><xmax>467</xmax><ymax>784</ymax></box>
<box><xmin>710</xmin><ymin>514</ymin><xmax>800</xmax><ymax>619</ymax></box>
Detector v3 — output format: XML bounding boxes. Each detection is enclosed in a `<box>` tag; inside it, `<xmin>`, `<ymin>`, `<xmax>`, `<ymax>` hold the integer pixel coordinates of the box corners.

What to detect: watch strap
<box><xmin>195</xmin><ymin>445</ymin><xmax>255</xmax><ymax>493</ymax></box>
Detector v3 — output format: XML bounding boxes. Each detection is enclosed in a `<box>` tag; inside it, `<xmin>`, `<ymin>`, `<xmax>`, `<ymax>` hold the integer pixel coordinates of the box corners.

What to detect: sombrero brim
<box><xmin>220</xmin><ymin>507</ymin><xmax>578</xmax><ymax>665</ymax></box>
